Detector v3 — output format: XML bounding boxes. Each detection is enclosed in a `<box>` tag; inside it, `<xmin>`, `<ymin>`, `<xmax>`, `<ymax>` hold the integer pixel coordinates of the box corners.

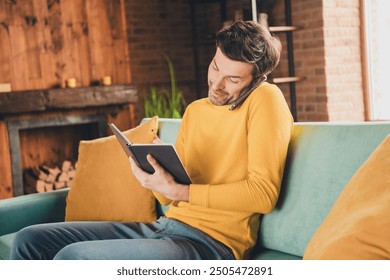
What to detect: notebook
<box><xmin>108</xmin><ymin>123</ymin><xmax>191</xmax><ymax>185</ymax></box>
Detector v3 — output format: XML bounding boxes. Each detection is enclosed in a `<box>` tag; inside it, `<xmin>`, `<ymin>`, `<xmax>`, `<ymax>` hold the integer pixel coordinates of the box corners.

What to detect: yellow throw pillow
<box><xmin>304</xmin><ymin>134</ymin><xmax>390</xmax><ymax>259</ymax></box>
<box><xmin>65</xmin><ymin>117</ymin><xmax>158</xmax><ymax>222</ymax></box>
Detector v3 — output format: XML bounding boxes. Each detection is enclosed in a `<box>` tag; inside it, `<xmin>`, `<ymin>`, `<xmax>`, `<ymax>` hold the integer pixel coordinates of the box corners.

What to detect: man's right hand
<box><xmin>153</xmin><ymin>136</ymin><xmax>163</xmax><ymax>144</ymax></box>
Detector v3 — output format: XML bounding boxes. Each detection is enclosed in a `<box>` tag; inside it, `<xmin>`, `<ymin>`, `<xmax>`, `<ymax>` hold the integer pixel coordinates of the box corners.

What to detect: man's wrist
<box><xmin>175</xmin><ymin>184</ymin><xmax>190</xmax><ymax>202</ymax></box>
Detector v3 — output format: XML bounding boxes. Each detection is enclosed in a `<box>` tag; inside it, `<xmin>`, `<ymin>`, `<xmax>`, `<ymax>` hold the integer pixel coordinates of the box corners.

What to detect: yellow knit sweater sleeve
<box><xmin>176</xmin><ymin>83</ymin><xmax>293</xmax><ymax>214</ymax></box>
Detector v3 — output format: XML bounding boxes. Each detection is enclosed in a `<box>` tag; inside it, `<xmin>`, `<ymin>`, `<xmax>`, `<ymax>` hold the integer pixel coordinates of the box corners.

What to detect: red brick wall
<box><xmin>124</xmin><ymin>0</ymin><xmax>366</xmax><ymax>121</ymax></box>
<box><xmin>272</xmin><ymin>0</ymin><xmax>364</xmax><ymax>121</ymax></box>
<box><xmin>124</xmin><ymin>0</ymin><xmax>253</xmax><ymax>112</ymax></box>
<box><xmin>124</xmin><ymin>0</ymin><xmax>196</xmax><ymax>107</ymax></box>
<box><xmin>271</xmin><ymin>0</ymin><xmax>329</xmax><ymax>121</ymax></box>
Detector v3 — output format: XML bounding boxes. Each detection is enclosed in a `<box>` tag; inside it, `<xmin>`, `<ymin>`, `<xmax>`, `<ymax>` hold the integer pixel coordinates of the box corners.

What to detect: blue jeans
<box><xmin>11</xmin><ymin>217</ymin><xmax>235</xmax><ymax>260</ymax></box>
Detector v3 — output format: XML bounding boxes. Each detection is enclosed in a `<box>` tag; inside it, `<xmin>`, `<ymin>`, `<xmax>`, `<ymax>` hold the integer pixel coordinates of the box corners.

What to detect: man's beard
<box><xmin>208</xmin><ymin>82</ymin><xmax>253</xmax><ymax>106</ymax></box>
<box><xmin>208</xmin><ymin>88</ymin><xmax>233</xmax><ymax>106</ymax></box>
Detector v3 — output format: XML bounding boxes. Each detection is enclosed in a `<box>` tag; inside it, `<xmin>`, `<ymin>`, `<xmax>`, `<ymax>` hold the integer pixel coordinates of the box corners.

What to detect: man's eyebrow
<box><xmin>213</xmin><ymin>59</ymin><xmax>242</xmax><ymax>79</ymax></box>
<box><xmin>213</xmin><ymin>59</ymin><xmax>219</xmax><ymax>70</ymax></box>
<box><xmin>228</xmin><ymin>74</ymin><xmax>242</xmax><ymax>79</ymax></box>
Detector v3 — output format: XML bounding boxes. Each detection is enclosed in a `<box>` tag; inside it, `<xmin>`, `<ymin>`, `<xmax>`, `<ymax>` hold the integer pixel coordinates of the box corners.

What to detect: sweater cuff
<box><xmin>189</xmin><ymin>184</ymin><xmax>209</xmax><ymax>208</ymax></box>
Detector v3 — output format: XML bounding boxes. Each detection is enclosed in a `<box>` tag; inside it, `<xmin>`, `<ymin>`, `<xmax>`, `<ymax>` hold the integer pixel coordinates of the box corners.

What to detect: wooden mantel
<box><xmin>0</xmin><ymin>84</ymin><xmax>138</xmax><ymax>199</ymax></box>
<box><xmin>0</xmin><ymin>84</ymin><xmax>138</xmax><ymax>114</ymax></box>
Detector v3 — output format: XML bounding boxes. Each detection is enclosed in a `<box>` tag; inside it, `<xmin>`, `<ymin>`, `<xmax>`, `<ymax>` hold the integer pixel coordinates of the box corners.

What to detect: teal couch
<box><xmin>1</xmin><ymin>118</ymin><xmax>390</xmax><ymax>260</ymax></box>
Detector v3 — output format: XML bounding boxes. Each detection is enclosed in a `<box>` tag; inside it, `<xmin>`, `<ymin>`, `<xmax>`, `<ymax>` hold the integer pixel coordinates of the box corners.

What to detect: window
<box><xmin>363</xmin><ymin>0</ymin><xmax>390</xmax><ymax>120</ymax></box>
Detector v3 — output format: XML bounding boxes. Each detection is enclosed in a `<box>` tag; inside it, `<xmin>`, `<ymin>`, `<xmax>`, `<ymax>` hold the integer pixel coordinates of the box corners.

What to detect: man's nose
<box><xmin>212</xmin><ymin>75</ymin><xmax>225</xmax><ymax>90</ymax></box>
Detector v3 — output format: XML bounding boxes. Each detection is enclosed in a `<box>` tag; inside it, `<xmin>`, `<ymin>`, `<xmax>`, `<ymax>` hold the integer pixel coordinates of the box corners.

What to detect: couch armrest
<box><xmin>0</xmin><ymin>188</ymin><xmax>69</xmax><ymax>236</ymax></box>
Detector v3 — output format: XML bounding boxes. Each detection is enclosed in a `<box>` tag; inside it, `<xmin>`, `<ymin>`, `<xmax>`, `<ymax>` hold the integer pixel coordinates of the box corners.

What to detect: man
<box><xmin>11</xmin><ymin>21</ymin><xmax>293</xmax><ymax>260</ymax></box>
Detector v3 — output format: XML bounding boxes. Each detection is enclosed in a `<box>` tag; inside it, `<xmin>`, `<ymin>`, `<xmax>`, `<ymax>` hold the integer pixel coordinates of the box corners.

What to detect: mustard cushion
<box><xmin>304</xmin><ymin>134</ymin><xmax>390</xmax><ymax>259</ymax></box>
<box><xmin>65</xmin><ymin>117</ymin><xmax>158</xmax><ymax>222</ymax></box>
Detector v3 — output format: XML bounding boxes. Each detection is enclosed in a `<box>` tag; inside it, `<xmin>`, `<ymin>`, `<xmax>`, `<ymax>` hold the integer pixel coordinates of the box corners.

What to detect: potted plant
<box><xmin>143</xmin><ymin>56</ymin><xmax>186</xmax><ymax>118</ymax></box>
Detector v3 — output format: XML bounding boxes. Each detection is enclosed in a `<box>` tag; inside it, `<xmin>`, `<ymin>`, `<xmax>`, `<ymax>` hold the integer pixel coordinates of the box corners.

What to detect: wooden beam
<box><xmin>0</xmin><ymin>84</ymin><xmax>138</xmax><ymax>114</ymax></box>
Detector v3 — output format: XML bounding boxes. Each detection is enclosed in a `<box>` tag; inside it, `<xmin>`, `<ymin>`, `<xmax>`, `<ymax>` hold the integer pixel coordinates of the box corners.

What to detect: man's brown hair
<box><xmin>216</xmin><ymin>21</ymin><xmax>282</xmax><ymax>81</ymax></box>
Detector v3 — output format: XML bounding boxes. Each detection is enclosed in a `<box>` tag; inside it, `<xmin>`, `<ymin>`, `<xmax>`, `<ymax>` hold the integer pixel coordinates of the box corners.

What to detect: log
<box><xmin>44</xmin><ymin>182</ymin><xmax>54</xmax><ymax>192</ymax></box>
<box><xmin>36</xmin><ymin>180</ymin><xmax>45</xmax><ymax>193</ymax></box>
<box><xmin>54</xmin><ymin>181</ymin><xmax>66</xmax><ymax>190</ymax></box>
<box><xmin>42</xmin><ymin>165</ymin><xmax>60</xmax><ymax>183</ymax></box>
<box><xmin>57</xmin><ymin>172</ymin><xmax>69</xmax><ymax>183</ymax></box>
<box><xmin>31</xmin><ymin>166</ymin><xmax>48</xmax><ymax>181</ymax></box>
<box><xmin>23</xmin><ymin>160</ymin><xmax>77</xmax><ymax>193</ymax></box>
<box><xmin>68</xmin><ymin>169</ymin><xmax>76</xmax><ymax>180</ymax></box>
<box><xmin>61</xmin><ymin>160</ymin><xmax>72</xmax><ymax>172</ymax></box>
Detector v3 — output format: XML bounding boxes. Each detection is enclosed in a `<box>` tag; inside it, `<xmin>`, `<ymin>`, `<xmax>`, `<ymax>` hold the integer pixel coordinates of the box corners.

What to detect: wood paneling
<box><xmin>0</xmin><ymin>121</ymin><xmax>12</xmax><ymax>199</ymax></box>
<box><xmin>0</xmin><ymin>0</ymin><xmax>131</xmax><ymax>91</ymax></box>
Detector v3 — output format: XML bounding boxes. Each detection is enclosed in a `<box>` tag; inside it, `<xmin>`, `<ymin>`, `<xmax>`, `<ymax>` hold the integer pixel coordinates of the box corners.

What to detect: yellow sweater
<box><xmin>155</xmin><ymin>82</ymin><xmax>293</xmax><ymax>259</ymax></box>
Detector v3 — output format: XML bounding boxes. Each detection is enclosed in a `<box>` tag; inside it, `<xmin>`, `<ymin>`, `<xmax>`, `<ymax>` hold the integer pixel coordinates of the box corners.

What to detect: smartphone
<box><xmin>229</xmin><ymin>75</ymin><xmax>267</xmax><ymax>110</ymax></box>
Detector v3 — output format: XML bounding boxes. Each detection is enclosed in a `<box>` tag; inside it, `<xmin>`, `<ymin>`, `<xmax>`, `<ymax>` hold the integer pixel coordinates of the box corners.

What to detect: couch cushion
<box><xmin>65</xmin><ymin>117</ymin><xmax>158</xmax><ymax>222</ymax></box>
<box><xmin>0</xmin><ymin>188</ymin><xmax>68</xmax><ymax>236</ymax></box>
<box><xmin>142</xmin><ymin>117</ymin><xmax>181</xmax><ymax>145</ymax></box>
<box><xmin>258</xmin><ymin>122</ymin><xmax>390</xmax><ymax>257</ymax></box>
<box><xmin>303</xmin><ymin>134</ymin><xmax>390</xmax><ymax>259</ymax></box>
<box><xmin>0</xmin><ymin>233</ymin><xmax>15</xmax><ymax>260</ymax></box>
<box><xmin>251</xmin><ymin>248</ymin><xmax>301</xmax><ymax>260</ymax></box>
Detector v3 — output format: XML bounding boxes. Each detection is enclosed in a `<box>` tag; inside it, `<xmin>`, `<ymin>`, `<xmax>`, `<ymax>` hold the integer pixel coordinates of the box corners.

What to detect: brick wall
<box><xmin>125</xmin><ymin>0</ymin><xmax>366</xmax><ymax>121</ymax></box>
<box><xmin>124</xmin><ymin>0</ymin><xmax>196</xmax><ymax>111</ymax></box>
<box><xmin>124</xmin><ymin>0</ymin><xmax>251</xmax><ymax>113</ymax></box>
<box><xmin>322</xmin><ymin>0</ymin><xmax>364</xmax><ymax>121</ymax></box>
<box><xmin>271</xmin><ymin>0</ymin><xmax>326</xmax><ymax>121</ymax></box>
<box><xmin>272</xmin><ymin>0</ymin><xmax>365</xmax><ymax>121</ymax></box>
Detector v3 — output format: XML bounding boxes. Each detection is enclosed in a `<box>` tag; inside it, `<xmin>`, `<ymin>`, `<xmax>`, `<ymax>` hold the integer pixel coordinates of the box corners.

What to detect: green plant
<box><xmin>143</xmin><ymin>56</ymin><xmax>186</xmax><ymax>118</ymax></box>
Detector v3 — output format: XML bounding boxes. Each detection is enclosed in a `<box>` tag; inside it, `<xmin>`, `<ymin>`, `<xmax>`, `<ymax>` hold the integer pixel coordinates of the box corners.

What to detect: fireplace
<box><xmin>0</xmin><ymin>85</ymin><xmax>138</xmax><ymax>199</ymax></box>
<box><xmin>8</xmin><ymin>115</ymin><xmax>106</xmax><ymax>196</ymax></box>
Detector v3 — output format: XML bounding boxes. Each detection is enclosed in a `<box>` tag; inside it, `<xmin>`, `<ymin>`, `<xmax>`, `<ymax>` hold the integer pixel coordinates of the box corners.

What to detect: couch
<box><xmin>1</xmin><ymin>118</ymin><xmax>389</xmax><ymax>260</ymax></box>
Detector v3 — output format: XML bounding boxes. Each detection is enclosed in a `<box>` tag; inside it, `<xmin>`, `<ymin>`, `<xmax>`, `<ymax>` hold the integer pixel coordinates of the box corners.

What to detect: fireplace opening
<box><xmin>20</xmin><ymin>122</ymin><xmax>101</xmax><ymax>194</ymax></box>
<box><xmin>7</xmin><ymin>115</ymin><xmax>107</xmax><ymax>196</ymax></box>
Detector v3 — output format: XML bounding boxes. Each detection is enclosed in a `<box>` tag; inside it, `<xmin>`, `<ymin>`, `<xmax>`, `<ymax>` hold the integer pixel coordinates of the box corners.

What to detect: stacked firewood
<box><xmin>23</xmin><ymin>160</ymin><xmax>77</xmax><ymax>194</ymax></box>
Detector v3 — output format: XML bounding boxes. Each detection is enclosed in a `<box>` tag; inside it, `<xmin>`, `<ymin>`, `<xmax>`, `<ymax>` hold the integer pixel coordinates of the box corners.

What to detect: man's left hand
<box><xmin>129</xmin><ymin>154</ymin><xmax>189</xmax><ymax>202</ymax></box>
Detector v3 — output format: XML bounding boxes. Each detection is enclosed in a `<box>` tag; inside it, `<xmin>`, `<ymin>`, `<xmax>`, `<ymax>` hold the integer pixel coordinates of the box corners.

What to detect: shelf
<box><xmin>272</xmin><ymin>76</ymin><xmax>302</xmax><ymax>84</ymax></box>
<box><xmin>0</xmin><ymin>84</ymin><xmax>138</xmax><ymax>115</ymax></box>
<box><xmin>269</xmin><ymin>26</ymin><xmax>299</xmax><ymax>32</ymax></box>
<box><xmin>254</xmin><ymin>0</ymin><xmax>299</xmax><ymax>120</ymax></box>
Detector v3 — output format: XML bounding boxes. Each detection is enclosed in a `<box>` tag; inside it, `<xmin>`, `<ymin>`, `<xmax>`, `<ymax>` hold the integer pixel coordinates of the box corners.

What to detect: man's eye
<box><xmin>228</xmin><ymin>78</ymin><xmax>239</xmax><ymax>83</ymax></box>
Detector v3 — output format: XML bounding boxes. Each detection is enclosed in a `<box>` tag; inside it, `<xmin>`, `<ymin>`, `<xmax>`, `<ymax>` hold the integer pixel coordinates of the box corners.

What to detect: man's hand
<box><xmin>152</xmin><ymin>137</ymin><xmax>163</xmax><ymax>144</ymax></box>
<box><xmin>129</xmin><ymin>154</ymin><xmax>189</xmax><ymax>202</ymax></box>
